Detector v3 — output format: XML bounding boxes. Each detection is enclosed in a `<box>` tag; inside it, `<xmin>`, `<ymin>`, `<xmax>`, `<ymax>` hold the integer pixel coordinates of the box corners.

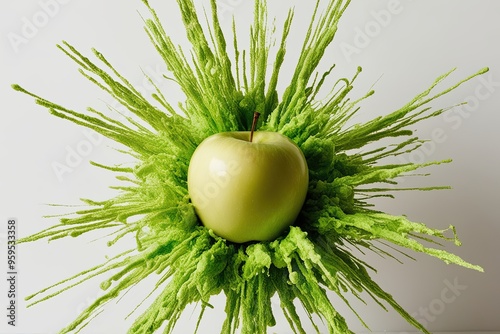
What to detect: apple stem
<box><xmin>250</xmin><ymin>112</ymin><xmax>261</xmax><ymax>143</ymax></box>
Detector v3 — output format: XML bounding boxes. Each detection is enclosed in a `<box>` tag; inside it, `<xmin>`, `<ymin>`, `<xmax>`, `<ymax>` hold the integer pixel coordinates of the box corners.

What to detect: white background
<box><xmin>1</xmin><ymin>0</ymin><xmax>499</xmax><ymax>333</ymax></box>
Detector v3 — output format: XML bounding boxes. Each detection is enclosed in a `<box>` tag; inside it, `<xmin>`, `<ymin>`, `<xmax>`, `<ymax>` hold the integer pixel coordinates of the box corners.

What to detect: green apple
<box><xmin>187</xmin><ymin>131</ymin><xmax>309</xmax><ymax>243</ymax></box>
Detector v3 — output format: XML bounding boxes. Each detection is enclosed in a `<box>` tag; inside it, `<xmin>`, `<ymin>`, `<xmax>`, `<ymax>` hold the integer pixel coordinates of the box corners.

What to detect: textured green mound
<box><xmin>14</xmin><ymin>0</ymin><xmax>485</xmax><ymax>333</ymax></box>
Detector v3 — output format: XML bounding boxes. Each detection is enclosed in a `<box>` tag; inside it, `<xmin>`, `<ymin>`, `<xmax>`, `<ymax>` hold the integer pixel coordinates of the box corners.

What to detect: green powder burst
<box><xmin>14</xmin><ymin>0</ymin><xmax>485</xmax><ymax>333</ymax></box>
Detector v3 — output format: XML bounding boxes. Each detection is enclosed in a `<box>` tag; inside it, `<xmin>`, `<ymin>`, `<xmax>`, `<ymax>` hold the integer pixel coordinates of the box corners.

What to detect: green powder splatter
<box><xmin>14</xmin><ymin>0</ymin><xmax>485</xmax><ymax>333</ymax></box>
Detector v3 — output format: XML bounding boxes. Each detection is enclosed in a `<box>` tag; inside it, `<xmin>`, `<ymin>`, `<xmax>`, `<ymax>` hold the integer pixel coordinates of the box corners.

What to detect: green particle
<box><xmin>14</xmin><ymin>0</ymin><xmax>485</xmax><ymax>333</ymax></box>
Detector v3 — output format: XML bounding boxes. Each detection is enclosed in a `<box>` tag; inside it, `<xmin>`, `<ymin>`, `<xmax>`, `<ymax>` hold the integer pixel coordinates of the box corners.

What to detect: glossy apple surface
<box><xmin>187</xmin><ymin>131</ymin><xmax>309</xmax><ymax>243</ymax></box>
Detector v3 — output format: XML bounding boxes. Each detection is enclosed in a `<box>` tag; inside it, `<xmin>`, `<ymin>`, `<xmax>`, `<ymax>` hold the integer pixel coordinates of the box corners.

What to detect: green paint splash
<box><xmin>14</xmin><ymin>0</ymin><xmax>485</xmax><ymax>333</ymax></box>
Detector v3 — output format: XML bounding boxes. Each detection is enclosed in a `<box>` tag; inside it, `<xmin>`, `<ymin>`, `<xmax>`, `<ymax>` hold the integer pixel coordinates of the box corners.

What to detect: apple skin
<box><xmin>187</xmin><ymin>131</ymin><xmax>309</xmax><ymax>243</ymax></box>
